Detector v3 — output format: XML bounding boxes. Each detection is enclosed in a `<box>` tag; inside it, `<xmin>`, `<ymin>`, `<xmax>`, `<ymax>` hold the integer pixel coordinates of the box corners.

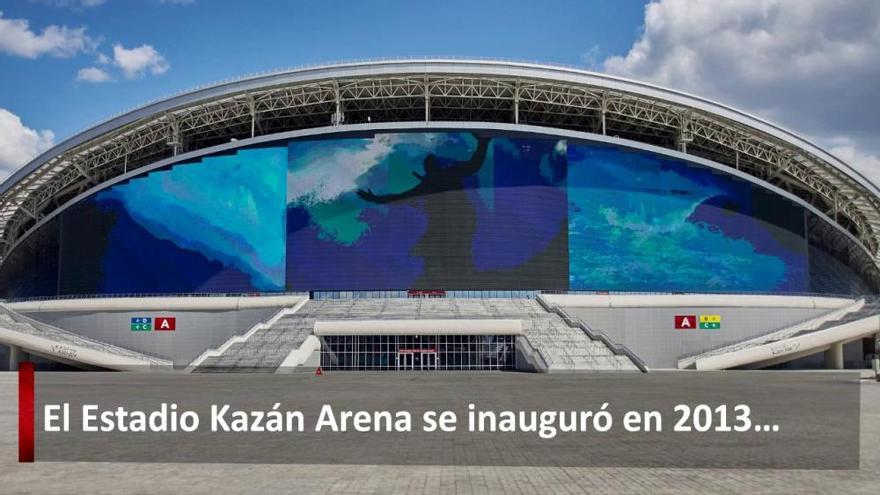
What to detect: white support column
<box><xmin>600</xmin><ymin>91</ymin><xmax>608</xmax><ymax>135</ymax></box>
<box><xmin>8</xmin><ymin>345</ymin><xmax>19</xmax><ymax>371</ymax></box>
<box><xmin>167</xmin><ymin>117</ymin><xmax>181</xmax><ymax>156</ymax></box>
<box><xmin>513</xmin><ymin>81</ymin><xmax>520</xmax><ymax>125</ymax></box>
<box><xmin>873</xmin><ymin>333</ymin><xmax>880</xmax><ymax>378</ymax></box>
<box><xmin>424</xmin><ymin>82</ymin><xmax>430</xmax><ymax>122</ymax></box>
<box><xmin>824</xmin><ymin>342</ymin><xmax>844</xmax><ymax>370</ymax></box>
<box><xmin>248</xmin><ymin>94</ymin><xmax>257</xmax><ymax>138</ymax></box>
<box><xmin>679</xmin><ymin>111</ymin><xmax>692</xmax><ymax>153</ymax></box>
<box><xmin>333</xmin><ymin>82</ymin><xmax>343</xmax><ymax>126</ymax></box>
<box><xmin>123</xmin><ymin>139</ymin><xmax>130</xmax><ymax>174</ymax></box>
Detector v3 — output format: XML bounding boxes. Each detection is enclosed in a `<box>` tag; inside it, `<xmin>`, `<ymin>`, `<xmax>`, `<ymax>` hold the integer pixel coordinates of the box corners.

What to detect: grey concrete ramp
<box><xmin>689</xmin><ymin>300</ymin><xmax>880</xmax><ymax>370</ymax></box>
<box><xmin>0</xmin><ymin>304</ymin><xmax>170</xmax><ymax>371</ymax></box>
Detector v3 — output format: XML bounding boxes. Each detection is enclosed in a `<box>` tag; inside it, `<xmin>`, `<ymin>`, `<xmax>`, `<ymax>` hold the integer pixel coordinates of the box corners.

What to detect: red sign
<box><xmin>407</xmin><ymin>290</ymin><xmax>446</xmax><ymax>298</ymax></box>
<box><xmin>155</xmin><ymin>317</ymin><xmax>176</xmax><ymax>331</ymax></box>
<box><xmin>674</xmin><ymin>315</ymin><xmax>696</xmax><ymax>330</ymax></box>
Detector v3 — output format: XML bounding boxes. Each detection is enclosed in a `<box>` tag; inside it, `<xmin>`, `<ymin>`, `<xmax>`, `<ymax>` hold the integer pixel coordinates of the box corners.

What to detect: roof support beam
<box><xmin>17</xmin><ymin>202</ymin><xmax>36</xmax><ymax>221</ymax></box>
<box><xmin>767</xmin><ymin>154</ymin><xmax>790</xmax><ymax>182</ymax></box>
<box><xmin>0</xmin><ymin>66</ymin><xmax>878</xmax><ymax>271</ymax></box>
<box><xmin>71</xmin><ymin>160</ymin><xmax>94</xmax><ymax>184</ymax></box>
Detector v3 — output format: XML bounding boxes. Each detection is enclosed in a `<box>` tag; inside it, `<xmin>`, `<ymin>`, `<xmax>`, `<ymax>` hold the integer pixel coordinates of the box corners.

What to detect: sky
<box><xmin>0</xmin><ymin>0</ymin><xmax>878</xmax><ymax>184</ymax></box>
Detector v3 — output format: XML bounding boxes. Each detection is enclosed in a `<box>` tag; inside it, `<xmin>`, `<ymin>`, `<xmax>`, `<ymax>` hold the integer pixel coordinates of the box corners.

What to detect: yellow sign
<box><xmin>699</xmin><ymin>315</ymin><xmax>721</xmax><ymax>330</ymax></box>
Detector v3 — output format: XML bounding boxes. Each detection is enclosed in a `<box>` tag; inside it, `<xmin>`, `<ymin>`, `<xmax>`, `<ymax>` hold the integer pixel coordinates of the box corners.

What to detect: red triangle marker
<box><xmin>315</xmin><ymin>367</ymin><xmax>323</xmax><ymax>376</ymax></box>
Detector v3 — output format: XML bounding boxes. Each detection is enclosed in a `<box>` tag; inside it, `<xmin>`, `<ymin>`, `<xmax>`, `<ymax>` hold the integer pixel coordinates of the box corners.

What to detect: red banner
<box><xmin>19</xmin><ymin>361</ymin><xmax>34</xmax><ymax>463</ymax></box>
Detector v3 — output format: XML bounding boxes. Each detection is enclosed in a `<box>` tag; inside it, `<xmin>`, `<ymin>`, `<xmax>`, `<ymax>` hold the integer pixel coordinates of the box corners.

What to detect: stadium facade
<box><xmin>0</xmin><ymin>60</ymin><xmax>878</xmax><ymax>373</ymax></box>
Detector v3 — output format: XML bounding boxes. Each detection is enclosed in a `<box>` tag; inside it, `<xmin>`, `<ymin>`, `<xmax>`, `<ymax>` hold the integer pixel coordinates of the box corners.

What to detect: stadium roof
<box><xmin>2</xmin><ymin>58</ymin><xmax>880</xmax><ymax>269</ymax></box>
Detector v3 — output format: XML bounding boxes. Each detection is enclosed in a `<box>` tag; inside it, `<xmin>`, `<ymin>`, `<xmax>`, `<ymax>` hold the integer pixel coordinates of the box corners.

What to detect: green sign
<box><xmin>131</xmin><ymin>317</ymin><xmax>152</xmax><ymax>331</ymax></box>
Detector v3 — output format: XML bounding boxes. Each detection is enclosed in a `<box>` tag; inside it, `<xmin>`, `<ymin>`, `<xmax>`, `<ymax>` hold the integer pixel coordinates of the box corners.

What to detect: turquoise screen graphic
<box><xmin>286</xmin><ymin>132</ymin><xmax>568</xmax><ymax>290</ymax></box>
<box><xmin>567</xmin><ymin>143</ymin><xmax>807</xmax><ymax>292</ymax></box>
<box><xmin>58</xmin><ymin>146</ymin><xmax>287</xmax><ymax>294</ymax></box>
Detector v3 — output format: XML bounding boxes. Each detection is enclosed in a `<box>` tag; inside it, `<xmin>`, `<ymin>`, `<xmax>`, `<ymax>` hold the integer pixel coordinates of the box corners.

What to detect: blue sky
<box><xmin>0</xmin><ymin>0</ymin><xmax>878</xmax><ymax>183</ymax></box>
<box><xmin>0</xmin><ymin>0</ymin><xmax>646</xmax><ymax>139</ymax></box>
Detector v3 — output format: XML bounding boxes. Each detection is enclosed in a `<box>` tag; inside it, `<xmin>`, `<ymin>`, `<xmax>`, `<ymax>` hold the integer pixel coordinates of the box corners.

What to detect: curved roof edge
<box><xmin>4</xmin><ymin>58</ymin><xmax>878</xmax><ymax>198</ymax></box>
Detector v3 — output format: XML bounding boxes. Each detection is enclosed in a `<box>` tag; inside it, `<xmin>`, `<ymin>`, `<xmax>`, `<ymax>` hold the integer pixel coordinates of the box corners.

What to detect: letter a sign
<box><xmin>674</xmin><ymin>315</ymin><xmax>696</xmax><ymax>330</ymax></box>
<box><xmin>155</xmin><ymin>317</ymin><xmax>176</xmax><ymax>331</ymax></box>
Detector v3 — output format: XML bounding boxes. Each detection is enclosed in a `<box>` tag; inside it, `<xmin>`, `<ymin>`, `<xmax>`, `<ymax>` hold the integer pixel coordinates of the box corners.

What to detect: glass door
<box><xmin>420</xmin><ymin>351</ymin><xmax>438</xmax><ymax>370</ymax></box>
<box><xmin>396</xmin><ymin>352</ymin><xmax>414</xmax><ymax>370</ymax></box>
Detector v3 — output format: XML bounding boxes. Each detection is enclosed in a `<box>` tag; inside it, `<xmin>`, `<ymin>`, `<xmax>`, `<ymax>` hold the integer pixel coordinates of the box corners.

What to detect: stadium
<box><xmin>0</xmin><ymin>59</ymin><xmax>878</xmax><ymax>373</ymax></box>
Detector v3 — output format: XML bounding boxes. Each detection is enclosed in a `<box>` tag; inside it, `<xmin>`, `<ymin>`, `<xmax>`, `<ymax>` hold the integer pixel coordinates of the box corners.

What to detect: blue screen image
<box><xmin>567</xmin><ymin>142</ymin><xmax>808</xmax><ymax>292</ymax></box>
<box><xmin>3</xmin><ymin>129</ymin><xmax>867</xmax><ymax>298</ymax></box>
<box><xmin>59</xmin><ymin>146</ymin><xmax>287</xmax><ymax>294</ymax></box>
<box><xmin>286</xmin><ymin>132</ymin><xmax>568</xmax><ymax>290</ymax></box>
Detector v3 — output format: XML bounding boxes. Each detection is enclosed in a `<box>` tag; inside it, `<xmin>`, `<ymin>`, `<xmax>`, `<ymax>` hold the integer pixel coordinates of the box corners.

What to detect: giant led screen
<box><xmin>286</xmin><ymin>132</ymin><xmax>568</xmax><ymax>290</ymax></box>
<box><xmin>567</xmin><ymin>143</ymin><xmax>809</xmax><ymax>292</ymax></box>
<box><xmin>59</xmin><ymin>146</ymin><xmax>287</xmax><ymax>295</ymax></box>
<box><xmin>1</xmin><ymin>129</ymin><xmax>873</xmax><ymax>298</ymax></box>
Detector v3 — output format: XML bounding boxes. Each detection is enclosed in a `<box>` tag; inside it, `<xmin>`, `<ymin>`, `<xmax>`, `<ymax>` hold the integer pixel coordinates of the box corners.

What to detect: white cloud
<box><xmin>0</xmin><ymin>109</ymin><xmax>55</xmax><ymax>181</ymax></box>
<box><xmin>76</xmin><ymin>46</ymin><xmax>168</xmax><ymax>82</ymax></box>
<box><xmin>0</xmin><ymin>11</ymin><xmax>97</xmax><ymax>58</ymax></box>
<box><xmin>35</xmin><ymin>0</ymin><xmax>107</xmax><ymax>8</ymax></box>
<box><xmin>580</xmin><ymin>45</ymin><xmax>601</xmax><ymax>71</ymax></box>
<box><xmin>824</xmin><ymin>136</ymin><xmax>880</xmax><ymax>185</ymax></box>
<box><xmin>112</xmin><ymin>43</ymin><xmax>169</xmax><ymax>78</ymax></box>
<box><xmin>76</xmin><ymin>66</ymin><xmax>111</xmax><ymax>83</ymax></box>
<box><xmin>601</xmin><ymin>0</ymin><xmax>880</xmax><ymax>183</ymax></box>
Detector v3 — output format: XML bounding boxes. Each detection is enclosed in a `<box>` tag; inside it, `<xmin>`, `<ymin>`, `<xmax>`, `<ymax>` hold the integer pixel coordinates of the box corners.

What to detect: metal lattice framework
<box><xmin>2</xmin><ymin>59</ymin><xmax>880</xmax><ymax>272</ymax></box>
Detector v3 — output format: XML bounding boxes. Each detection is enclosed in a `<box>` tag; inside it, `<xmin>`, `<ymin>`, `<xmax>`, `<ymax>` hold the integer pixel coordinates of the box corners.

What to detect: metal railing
<box><xmin>3</xmin><ymin>291</ymin><xmax>309</xmax><ymax>304</ymax></box>
<box><xmin>0</xmin><ymin>303</ymin><xmax>170</xmax><ymax>366</ymax></box>
<box><xmin>8</xmin><ymin>288</ymin><xmax>870</xmax><ymax>305</ymax></box>
<box><xmin>516</xmin><ymin>334</ymin><xmax>553</xmax><ymax>371</ymax></box>
<box><xmin>538</xmin><ymin>289</ymin><xmax>875</xmax><ymax>299</ymax></box>
<box><xmin>535</xmin><ymin>296</ymin><xmax>648</xmax><ymax>373</ymax></box>
<box><xmin>677</xmin><ymin>298</ymin><xmax>868</xmax><ymax>364</ymax></box>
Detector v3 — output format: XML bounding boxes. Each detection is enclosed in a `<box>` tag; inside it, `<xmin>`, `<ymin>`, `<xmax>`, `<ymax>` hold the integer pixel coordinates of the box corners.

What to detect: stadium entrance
<box><xmin>319</xmin><ymin>335</ymin><xmax>515</xmax><ymax>371</ymax></box>
<box><xmin>396</xmin><ymin>349</ymin><xmax>438</xmax><ymax>370</ymax></box>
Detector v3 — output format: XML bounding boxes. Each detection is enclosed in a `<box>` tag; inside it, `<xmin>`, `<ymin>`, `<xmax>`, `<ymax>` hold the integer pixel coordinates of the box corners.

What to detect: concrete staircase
<box><xmin>192</xmin><ymin>303</ymin><xmax>311</xmax><ymax>373</ymax></box>
<box><xmin>532</xmin><ymin>297</ymin><xmax>645</xmax><ymax>372</ymax></box>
